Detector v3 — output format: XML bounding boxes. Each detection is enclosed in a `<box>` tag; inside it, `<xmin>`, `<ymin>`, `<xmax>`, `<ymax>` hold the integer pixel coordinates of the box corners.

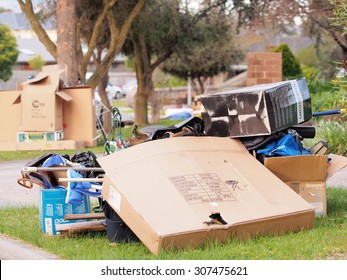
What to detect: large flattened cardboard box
<box><xmin>98</xmin><ymin>136</ymin><xmax>315</xmax><ymax>255</ymax></box>
<box><xmin>264</xmin><ymin>154</ymin><xmax>347</xmax><ymax>217</ymax></box>
<box><xmin>199</xmin><ymin>78</ymin><xmax>312</xmax><ymax>138</ymax></box>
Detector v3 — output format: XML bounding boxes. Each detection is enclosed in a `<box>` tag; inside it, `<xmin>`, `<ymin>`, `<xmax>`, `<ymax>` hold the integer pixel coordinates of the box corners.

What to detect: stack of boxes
<box><xmin>14</xmin><ymin>66</ymin><xmax>70</xmax><ymax>143</ymax></box>
<box><xmin>0</xmin><ymin>64</ymin><xmax>97</xmax><ymax>150</ymax></box>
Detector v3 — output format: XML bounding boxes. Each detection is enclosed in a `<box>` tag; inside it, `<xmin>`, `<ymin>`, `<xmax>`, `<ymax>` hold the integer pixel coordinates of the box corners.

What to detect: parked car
<box><xmin>105</xmin><ymin>82</ymin><xmax>124</xmax><ymax>99</ymax></box>
<box><xmin>86</xmin><ymin>72</ymin><xmax>124</xmax><ymax>99</ymax></box>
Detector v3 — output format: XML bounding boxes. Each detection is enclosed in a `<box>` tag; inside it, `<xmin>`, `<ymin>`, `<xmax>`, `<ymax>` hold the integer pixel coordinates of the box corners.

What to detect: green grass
<box><xmin>0</xmin><ymin>188</ymin><xmax>346</xmax><ymax>260</ymax></box>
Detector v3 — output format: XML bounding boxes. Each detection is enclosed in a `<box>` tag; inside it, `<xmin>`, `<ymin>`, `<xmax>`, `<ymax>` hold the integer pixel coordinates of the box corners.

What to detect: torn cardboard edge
<box><xmin>99</xmin><ymin>136</ymin><xmax>315</xmax><ymax>255</ymax></box>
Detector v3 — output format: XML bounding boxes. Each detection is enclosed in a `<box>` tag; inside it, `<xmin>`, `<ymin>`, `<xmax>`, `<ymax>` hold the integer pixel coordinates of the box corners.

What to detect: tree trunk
<box><xmin>149</xmin><ymin>82</ymin><xmax>161</xmax><ymax>123</ymax></box>
<box><xmin>132</xmin><ymin>32</ymin><xmax>149</xmax><ymax>125</ymax></box>
<box><xmin>56</xmin><ymin>0</ymin><xmax>78</xmax><ymax>86</ymax></box>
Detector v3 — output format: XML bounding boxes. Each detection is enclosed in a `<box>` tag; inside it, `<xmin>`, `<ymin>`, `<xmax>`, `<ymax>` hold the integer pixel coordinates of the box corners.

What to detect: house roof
<box><xmin>0</xmin><ymin>12</ymin><xmax>55</xmax><ymax>30</ymax></box>
<box><xmin>16</xmin><ymin>37</ymin><xmax>56</xmax><ymax>63</ymax></box>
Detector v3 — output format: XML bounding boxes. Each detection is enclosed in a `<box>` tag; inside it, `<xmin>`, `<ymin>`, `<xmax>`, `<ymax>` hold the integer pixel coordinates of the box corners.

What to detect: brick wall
<box><xmin>246</xmin><ymin>52</ymin><xmax>282</xmax><ymax>86</ymax></box>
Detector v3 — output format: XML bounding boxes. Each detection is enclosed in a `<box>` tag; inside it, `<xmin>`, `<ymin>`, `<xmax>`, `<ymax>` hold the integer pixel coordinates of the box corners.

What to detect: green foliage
<box><xmin>330</xmin><ymin>0</ymin><xmax>347</xmax><ymax>34</ymax></box>
<box><xmin>0</xmin><ymin>24</ymin><xmax>19</xmax><ymax>81</ymax></box>
<box><xmin>163</xmin><ymin>12</ymin><xmax>244</xmax><ymax>87</ymax></box>
<box><xmin>301</xmin><ymin>64</ymin><xmax>319</xmax><ymax>83</ymax></box>
<box><xmin>305</xmin><ymin>120</ymin><xmax>347</xmax><ymax>156</ymax></box>
<box><xmin>297</xmin><ymin>45</ymin><xmax>320</xmax><ymax>67</ymax></box>
<box><xmin>309</xmin><ymin>84</ymin><xmax>345</xmax><ymax>113</ymax></box>
<box><xmin>125</xmin><ymin>56</ymin><xmax>135</xmax><ymax>71</ymax></box>
<box><xmin>28</xmin><ymin>54</ymin><xmax>46</xmax><ymax>70</ymax></box>
<box><xmin>273</xmin><ymin>43</ymin><xmax>302</xmax><ymax>80</ymax></box>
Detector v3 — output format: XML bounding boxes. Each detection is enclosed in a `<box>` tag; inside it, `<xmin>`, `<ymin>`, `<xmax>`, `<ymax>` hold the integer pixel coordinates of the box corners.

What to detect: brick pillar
<box><xmin>246</xmin><ymin>52</ymin><xmax>282</xmax><ymax>86</ymax></box>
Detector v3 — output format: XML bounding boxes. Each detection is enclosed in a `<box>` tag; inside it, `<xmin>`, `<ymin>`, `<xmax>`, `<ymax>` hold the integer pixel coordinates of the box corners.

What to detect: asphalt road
<box><xmin>0</xmin><ymin>159</ymin><xmax>60</xmax><ymax>259</ymax></box>
<box><xmin>0</xmin><ymin>159</ymin><xmax>40</xmax><ymax>208</ymax></box>
<box><xmin>0</xmin><ymin>157</ymin><xmax>346</xmax><ymax>260</ymax></box>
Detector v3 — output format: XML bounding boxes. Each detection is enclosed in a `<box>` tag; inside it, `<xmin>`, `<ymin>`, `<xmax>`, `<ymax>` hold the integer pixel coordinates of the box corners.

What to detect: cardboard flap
<box><xmin>21</xmin><ymin>72</ymin><xmax>50</xmax><ymax>86</ymax></box>
<box><xmin>327</xmin><ymin>154</ymin><xmax>347</xmax><ymax>179</ymax></box>
<box><xmin>11</xmin><ymin>91</ymin><xmax>22</xmax><ymax>104</ymax></box>
<box><xmin>56</xmin><ymin>91</ymin><xmax>73</xmax><ymax>101</ymax></box>
<box><xmin>21</xmin><ymin>64</ymin><xmax>66</xmax><ymax>90</ymax></box>
<box><xmin>264</xmin><ymin>155</ymin><xmax>328</xmax><ymax>181</ymax></box>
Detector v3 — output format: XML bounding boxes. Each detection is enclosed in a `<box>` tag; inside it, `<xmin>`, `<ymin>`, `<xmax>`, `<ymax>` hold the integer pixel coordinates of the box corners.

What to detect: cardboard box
<box><xmin>21</xmin><ymin>86</ymin><xmax>67</xmax><ymax>131</ymax></box>
<box><xmin>199</xmin><ymin>78</ymin><xmax>312</xmax><ymax>138</ymax></box>
<box><xmin>0</xmin><ymin>65</ymin><xmax>96</xmax><ymax>149</ymax></box>
<box><xmin>15</xmin><ymin>65</ymin><xmax>71</xmax><ymax>131</ymax></box>
<box><xmin>17</xmin><ymin>130</ymin><xmax>64</xmax><ymax>142</ymax></box>
<box><xmin>98</xmin><ymin>136</ymin><xmax>315</xmax><ymax>255</ymax></box>
<box><xmin>264</xmin><ymin>154</ymin><xmax>347</xmax><ymax>217</ymax></box>
<box><xmin>62</xmin><ymin>86</ymin><xmax>96</xmax><ymax>147</ymax></box>
<box><xmin>39</xmin><ymin>188</ymin><xmax>91</xmax><ymax>236</ymax></box>
<box><xmin>15</xmin><ymin>140</ymin><xmax>85</xmax><ymax>151</ymax></box>
<box><xmin>0</xmin><ymin>90</ymin><xmax>22</xmax><ymax>141</ymax></box>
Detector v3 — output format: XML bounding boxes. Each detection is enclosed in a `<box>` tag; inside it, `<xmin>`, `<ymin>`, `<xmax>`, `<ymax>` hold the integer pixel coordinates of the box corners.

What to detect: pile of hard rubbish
<box><xmin>17</xmin><ymin>78</ymin><xmax>347</xmax><ymax>255</ymax></box>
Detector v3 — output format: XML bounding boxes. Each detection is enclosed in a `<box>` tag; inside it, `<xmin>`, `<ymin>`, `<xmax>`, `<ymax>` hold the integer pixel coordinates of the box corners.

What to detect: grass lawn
<box><xmin>0</xmin><ymin>187</ymin><xmax>346</xmax><ymax>260</ymax></box>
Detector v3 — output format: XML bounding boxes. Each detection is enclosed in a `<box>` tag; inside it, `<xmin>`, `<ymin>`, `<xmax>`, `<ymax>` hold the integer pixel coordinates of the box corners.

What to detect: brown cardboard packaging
<box><xmin>264</xmin><ymin>154</ymin><xmax>347</xmax><ymax>217</ymax></box>
<box><xmin>98</xmin><ymin>136</ymin><xmax>315</xmax><ymax>255</ymax></box>
<box><xmin>0</xmin><ymin>90</ymin><xmax>21</xmax><ymax>141</ymax></box>
<box><xmin>62</xmin><ymin>86</ymin><xmax>96</xmax><ymax>147</ymax></box>
<box><xmin>199</xmin><ymin>78</ymin><xmax>312</xmax><ymax>138</ymax></box>
<box><xmin>14</xmin><ymin>67</ymin><xmax>73</xmax><ymax>132</ymax></box>
<box><xmin>0</xmin><ymin>65</ymin><xmax>96</xmax><ymax>149</ymax></box>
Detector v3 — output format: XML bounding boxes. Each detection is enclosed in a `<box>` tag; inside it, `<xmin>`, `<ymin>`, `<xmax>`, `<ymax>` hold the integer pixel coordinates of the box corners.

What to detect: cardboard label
<box><xmin>290</xmin><ymin>80</ymin><xmax>304</xmax><ymax>123</ymax></box>
<box><xmin>169</xmin><ymin>173</ymin><xmax>237</xmax><ymax>204</ymax></box>
<box><xmin>109</xmin><ymin>186</ymin><xmax>121</xmax><ymax>212</ymax></box>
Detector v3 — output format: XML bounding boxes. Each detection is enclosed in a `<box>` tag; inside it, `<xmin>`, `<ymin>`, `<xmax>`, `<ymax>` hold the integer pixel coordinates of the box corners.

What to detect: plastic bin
<box><xmin>103</xmin><ymin>201</ymin><xmax>139</xmax><ymax>243</ymax></box>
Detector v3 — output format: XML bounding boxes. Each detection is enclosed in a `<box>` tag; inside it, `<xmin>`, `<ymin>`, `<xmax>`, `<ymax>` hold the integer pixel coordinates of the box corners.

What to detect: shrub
<box><xmin>274</xmin><ymin>43</ymin><xmax>303</xmax><ymax>80</ymax></box>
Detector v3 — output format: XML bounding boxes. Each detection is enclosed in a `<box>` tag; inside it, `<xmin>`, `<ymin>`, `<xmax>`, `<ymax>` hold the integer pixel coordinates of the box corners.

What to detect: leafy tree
<box><xmin>0</xmin><ymin>24</ymin><xmax>19</xmax><ymax>82</ymax></box>
<box><xmin>125</xmin><ymin>0</ymin><xmax>237</xmax><ymax>124</ymax></box>
<box><xmin>18</xmin><ymin>0</ymin><xmax>145</xmax><ymax>132</ymax></box>
<box><xmin>28</xmin><ymin>54</ymin><xmax>45</xmax><ymax>70</ymax></box>
<box><xmin>330</xmin><ymin>0</ymin><xmax>347</xmax><ymax>93</ymax></box>
<box><xmin>273</xmin><ymin>44</ymin><xmax>302</xmax><ymax>80</ymax></box>
<box><xmin>163</xmin><ymin>11</ymin><xmax>244</xmax><ymax>96</ymax></box>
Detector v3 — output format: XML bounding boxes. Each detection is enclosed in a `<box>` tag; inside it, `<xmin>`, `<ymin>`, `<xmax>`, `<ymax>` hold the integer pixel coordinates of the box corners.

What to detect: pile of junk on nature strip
<box><xmin>16</xmin><ymin>112</ymin><xmax>329</xmax><ymax>207</ymax></box>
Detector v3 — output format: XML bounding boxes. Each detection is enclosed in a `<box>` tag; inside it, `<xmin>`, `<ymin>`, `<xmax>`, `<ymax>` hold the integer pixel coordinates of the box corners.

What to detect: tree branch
<box><xmin>90</xmin><ymin>0</ymin><xmax>145</xmax><ymax>86</ymax></box>
<box><xmin>17</xmin><ymin>0</ymin><xmax>57</xmax><ymax>59</ymax></box>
